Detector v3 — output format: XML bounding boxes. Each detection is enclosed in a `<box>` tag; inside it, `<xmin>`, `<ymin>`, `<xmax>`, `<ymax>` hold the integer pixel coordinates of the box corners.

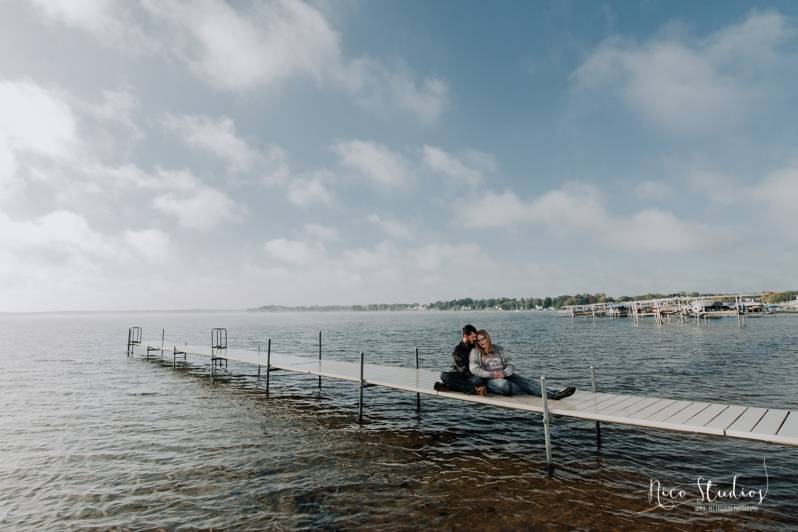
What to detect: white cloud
<box><xmin>124</xmin><ymin>228</ymin><xmax>174</xmax><ymax>263</ymax></box>
<box><xmin>572</xmin><ymin>10</ymin><xmax>795</xmax><ymax>133</ymax></box>
<box><xmin>348</xmin><ymin>60</ymin><xmax>448</xmax><ymax>123</ymax></box>
<box><xmin>163</xmin><ymin>114</ymin><xmax>258</xmax><ymax>172</ymax></box>
<box><xmin>162</xmin><ymin>114</ymin><xmax>289</xmax><ymax>183</ymax></box>
<box><xmin>422</xmin><ymin>145</ymin><xmax>493</xmax><ymax>187</ymax></box>
<box><xmin>462</xmin><ymin>189</ymin><xmax>533</xmax><ymax>228</ymax></box>
<box><xmin>152</xmin><ymin>169</ymin><xmax>241</xmax><ymax>229</ymax></box>
<box><xmin>461</xmin><ymin>184</ymin><xmax>729</xmax><ymax>253</ymax></box>
<box><xmin>144</xmin><ymin>0</ymin><xmax>341</xmax><ymax>91</ymax></box>
<box><xmin>748</xmin><ymin>163</ymin><xmax>798</xmax><ymax>227</ymax></box>
<box><xmin>0</xmin><ymin>209</ymin><xmax>114</xmax><ymax>259</ymax></box>
<box><xmin>339</xmin><ymin>241</ymin><xmax>400</xmax><ymax>276</ymax></box>
<box><xmin>688</xmin><ymin>169</ymin><xmax>742</xmax><ymax>205</ymax></box>
<box><xmin>0</xmin><ymin>209</ymin><xmax>121</xmax><ymax>311</ymax></box>
<box><xmin>90</xmin><ymin>89</ymin><xmax>143</xmax><ymax>142</ymax></box>
<box><xmin>366</xmin><ymin>214</ymin><xmax>413</xmax><ymax>240</ymax></box>
<box><xmin>286</xmin><ymin>173</ymin><xmax>335</xmax><ymax>207</ymax></box>
<box><xmin>33</xmin><ymin>0</ymin><xmax>448</xmax><ymax>122</ymax></box>
<box><xmin>264</xmin><ymin>238</ymin><xmax>325</xmax><ymax>266</ymax></box>
<box><xmin>412</xmin><ymin>243</ymin><xmax>480</xmax><ymax>270</ymax></box>
<box><xmin>0</xmin><ymin>80</ymin><xmax>79</xmax><ymax>167</ymax></box>
<box><xmin>464</xmin><ymin>185</ymin><xmax>605</xmax><ymax>231</ymax></box>
<box><xmin>634</xmin><ymin>180</ymin><xmax>673</xmax><ymax>201</ymax></box>
<box><xmin>331</xmin><ymin>139</ymin><xmax>411</xmax><ymax>187</ymax></box>
<box><xmin>303</xmin><ymin>223</ymin><xmax>339</xmax><ymax>242</ymax></box>
<box><xmin>0</xmin><ymin>144</ymin><xmax>18</xmax><ymax>199</ymax></box>
<box><xmin>528</xmin><ymin>184</ymin><xmax>606</xmax><ymax>231</ymax></box>
<box><xmin>28</xmin><ymin>0</ymin><xmax>147</xmax><ymax>50</ymax></box>
<box><xmin>605</xmin><ymin>209</ymin><xmax>727</xmax><ymax>253</ymax></box>
<box><xmin>690</xmin><ymin>162</ymin><xmax>798</xmax><ymax>224</ymax></box>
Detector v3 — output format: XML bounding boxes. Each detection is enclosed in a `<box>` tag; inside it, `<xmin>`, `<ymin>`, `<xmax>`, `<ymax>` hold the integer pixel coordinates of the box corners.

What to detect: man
<box><xmin>434</xmin><ymin>324</ymin><xmax>487</xmax><ymax>395</ymax></box>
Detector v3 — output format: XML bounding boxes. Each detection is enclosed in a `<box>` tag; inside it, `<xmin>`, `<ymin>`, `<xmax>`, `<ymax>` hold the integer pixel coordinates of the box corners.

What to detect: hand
<box><xmin>492</xmin><ymin>370</ymin><xmax>503</xmax><ymax>379</ymax></box>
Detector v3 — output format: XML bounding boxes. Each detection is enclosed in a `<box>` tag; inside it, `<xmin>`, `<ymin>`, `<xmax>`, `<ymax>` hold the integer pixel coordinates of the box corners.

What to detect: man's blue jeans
<box><xmin>440</xmin><ymin>371</ymin><xmax>484</xmax><ymax>394</ymax></box>
<box><xmin>485</xmin><ymin>374</ymin><xmax>557</xmax><ymax>399</ymax></box>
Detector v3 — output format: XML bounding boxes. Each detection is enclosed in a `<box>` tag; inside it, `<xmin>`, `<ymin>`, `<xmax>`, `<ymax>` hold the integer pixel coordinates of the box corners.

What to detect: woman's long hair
<box><xmin>476</xmin><ymin>329</ymin><xmax>493</xmax><ymax>356</ymax></box>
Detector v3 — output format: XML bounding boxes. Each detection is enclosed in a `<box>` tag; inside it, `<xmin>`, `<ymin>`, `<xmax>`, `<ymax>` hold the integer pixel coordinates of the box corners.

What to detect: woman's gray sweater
<box><xmin>468</xmin><ymin>344</ymin><xmax>517</xmax><ymax>379</ymax></box>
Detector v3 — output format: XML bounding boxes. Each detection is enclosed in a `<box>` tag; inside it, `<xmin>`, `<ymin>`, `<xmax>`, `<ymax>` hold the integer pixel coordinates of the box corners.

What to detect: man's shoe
<box><xmin>552</xmin><ymin>386</ymin><xmax>576</xmax><ymax>400</ymax></box>
<box><xmin>434</xmin><ymin>382</ymin><xmax>452</xmax><ymax>392</ymax></box>
<box><xmin>473</xmin><ymin>384</ymin><xmax>488</xmax><ymax>396</ymax></box>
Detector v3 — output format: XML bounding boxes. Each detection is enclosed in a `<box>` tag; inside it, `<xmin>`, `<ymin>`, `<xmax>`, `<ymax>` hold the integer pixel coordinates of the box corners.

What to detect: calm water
<box><xmin>1</xmin><ymin>311</ymin><xmax>797</xmax><ymax>530</ymax></box>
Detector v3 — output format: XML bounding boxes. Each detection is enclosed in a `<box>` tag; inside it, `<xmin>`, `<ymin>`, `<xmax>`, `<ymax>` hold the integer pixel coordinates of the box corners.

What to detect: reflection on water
<box><xmin>1</xmin><ymin>311</ymin><xmax>797</xmax><ymax>530</ymax></box>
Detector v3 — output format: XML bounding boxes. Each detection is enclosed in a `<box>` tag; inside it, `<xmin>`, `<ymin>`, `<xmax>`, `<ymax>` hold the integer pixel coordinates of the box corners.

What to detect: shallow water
<box><xmin>1</xmin><ymin>311</ymin><xmax>796</xmax><ymax>530</ymax></box>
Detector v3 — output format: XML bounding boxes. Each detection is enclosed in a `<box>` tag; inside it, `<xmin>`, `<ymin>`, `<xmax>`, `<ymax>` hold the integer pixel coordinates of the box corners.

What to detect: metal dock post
<box><xmin>318</xmin><ymin>331</ymin><xmax>322</xmax><ymax>390</ymax></box>
<box><xmin>265</xmin><ymin>339</ymin><xmax>271</xmax><ymax>396</ymax></box>
<box><xmin>541</xmin><ymin>376</ymin><xmax>552</xmax><ymax>472</ymax></box>
<box><xmin>359</xmin><ymin>351</ymin><xmax>365</xmax><ymax>425</ymax></box>
<box><xmin>591</xmin><ymin>366</ymin><xmax>601</xmax><ymax>449</ymax></box>
<box><xmin>415</xmin><ymin>347</ymin><xmax>421</xmax><ymax>413</ymax></box>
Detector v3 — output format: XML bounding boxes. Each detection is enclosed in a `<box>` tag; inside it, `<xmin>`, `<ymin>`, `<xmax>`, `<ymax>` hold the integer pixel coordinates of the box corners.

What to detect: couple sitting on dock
<box><xmin>434</xmin><ymin>324</ymin><xmax>576</xmax><ymax>400</ymax></box>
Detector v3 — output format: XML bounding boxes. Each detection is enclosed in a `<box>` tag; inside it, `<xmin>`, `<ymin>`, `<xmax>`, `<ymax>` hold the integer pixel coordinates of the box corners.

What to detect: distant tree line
<box><xmin>425</xmin><ymin>292</ymin><xmax>706</xmax><ymax>311</ymax></box>
<box><xmin>761</xmin><ymin>290</ymin><xmax>798</xmax><ymax>304</ymax></box>
<box><xmin>249</xmin><ymin>303</ymin><xmax>420</xmax><ymax>312</ymax></box>
<box><xmin>249</xmin><ymin>290</ymin><xmax>763</xmax><ymax>312</ymax></box>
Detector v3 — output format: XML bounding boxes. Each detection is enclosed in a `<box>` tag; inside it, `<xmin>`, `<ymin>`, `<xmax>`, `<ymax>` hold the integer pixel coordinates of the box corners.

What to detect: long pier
<box><xmin>126</xmin><ymin>327</ymin><xmax>798</xmax><ymax>471</ymax></box>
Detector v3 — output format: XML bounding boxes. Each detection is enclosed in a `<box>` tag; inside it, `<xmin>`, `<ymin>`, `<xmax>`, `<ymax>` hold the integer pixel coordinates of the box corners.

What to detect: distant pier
<box><xmin>559</xmin><ymin>294</ymin><xmax>775</xmax><ymax>327</ymax></box>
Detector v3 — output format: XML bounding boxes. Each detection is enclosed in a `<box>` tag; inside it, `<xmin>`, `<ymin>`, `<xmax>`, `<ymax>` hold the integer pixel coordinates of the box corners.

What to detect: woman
<box><xmin>468</xmin><ymin>329</ymin><xmax>575</xmax><ymax>400</ymax></box>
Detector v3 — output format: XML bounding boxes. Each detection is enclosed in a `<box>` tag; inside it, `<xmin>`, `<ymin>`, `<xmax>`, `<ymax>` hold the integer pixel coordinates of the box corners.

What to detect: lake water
<box><xmin>1</xmin><ymin>311</ymin><xmax>796</xmax><ymax>530</ymax></box>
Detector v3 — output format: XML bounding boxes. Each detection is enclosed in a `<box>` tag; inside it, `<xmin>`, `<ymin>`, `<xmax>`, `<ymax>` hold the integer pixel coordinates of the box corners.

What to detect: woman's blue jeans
<box><xmin>486</xmin><ymin>374</ymin><xmax>557</xmax><ymax>399</ymax></box>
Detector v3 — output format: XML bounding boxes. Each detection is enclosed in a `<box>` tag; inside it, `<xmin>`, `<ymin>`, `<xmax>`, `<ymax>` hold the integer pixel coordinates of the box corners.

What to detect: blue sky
<box><xmin>1</xmin><ymin>0</ymin><xmax>797</xmax><ymax>311</ymax></box>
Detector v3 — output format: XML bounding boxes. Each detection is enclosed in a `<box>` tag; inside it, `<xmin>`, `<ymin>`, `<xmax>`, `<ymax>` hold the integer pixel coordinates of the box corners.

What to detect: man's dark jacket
<box><xmin>450</xmin><ymin>341</ymin><xmax>472</xmax><ymax>376</ymax></box>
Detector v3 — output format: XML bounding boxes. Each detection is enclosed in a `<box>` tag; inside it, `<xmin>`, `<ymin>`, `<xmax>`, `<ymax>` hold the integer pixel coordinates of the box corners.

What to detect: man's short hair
<box><xmin>462</xmin><ymin>324</ymin><xmax>477</xmax><ymax>336</ymax></box>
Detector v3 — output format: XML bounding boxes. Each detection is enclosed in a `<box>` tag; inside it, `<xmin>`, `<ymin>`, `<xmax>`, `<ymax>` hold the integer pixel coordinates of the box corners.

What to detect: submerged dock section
<box><xmin>127</xmin><ymin>327</ymin><xmax>798</xmax><ymax>471</ymax></box>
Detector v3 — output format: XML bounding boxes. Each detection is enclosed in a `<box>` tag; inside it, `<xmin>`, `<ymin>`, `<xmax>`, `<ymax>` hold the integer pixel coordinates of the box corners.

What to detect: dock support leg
<box><xmin>415</xmin><ymin>347</ymin><xmax>421</xmax><ymax>414</ymax></box>
<box><xmin>210</xmin><ymin>350</ymin><xmax>215</xmax><ymax>381</ymax></box>
<box><xmin>172</xmin><ymin>346</ymin><xmax>176</xmax><ymax>369</ymax></box>
<box><xmin>591</xmin><ymin>366</ymin><xmax>602</xmax><ymax>449</ymax></box>
<box><xmin>318</xmin><ymin>331</ymin><xmax>322</xmax><ymax>391</ymax></box>
<box><xmin>541</xmin><ymin>376</ymin><xmax>553</xmax><ymax>473</ymax></box>
<box><xmin>257</xmin><ymin>346</ymin><xmax>261</xmax><ymax>381</ymax></box>
<box><xmin>359</xmin><ymin>351</ymin><xmax>365</xmax><ymax>425</ymax></box>
<box><xmin>266</xmin><ymin>339</ymin><xmax>271</xmax><ymax>396</ymax></box>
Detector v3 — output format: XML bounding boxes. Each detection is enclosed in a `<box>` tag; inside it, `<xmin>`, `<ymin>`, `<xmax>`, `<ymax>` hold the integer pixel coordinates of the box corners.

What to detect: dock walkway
<box><xmin>128</xmin><ymin>330</ymin><xmax>797</xmax><ymax>469</ymax></box>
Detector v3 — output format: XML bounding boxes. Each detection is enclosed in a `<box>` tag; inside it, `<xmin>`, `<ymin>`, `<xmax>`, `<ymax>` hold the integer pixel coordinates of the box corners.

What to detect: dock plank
<box><xmin>568</xmin><ymin>392</ymin><xmax>618</xmax><ymax>408</ymax></box>
<box><xmin>576</xmin><ymin>394</ymin><xmax>632</xmax><ymax>412</ymax></box>
<box><xmin>602</xmin><ymin>396</ymin><xmax>651</xmax><ymax>416</ymax></box>
<box><xmin>751</xmin><ymin>409</ymin><xmax>790</xmax><ymax>436</ymax></box>
<box><xmin>775</xmin><ymin>412</ymin><xmax>798</xmax><ymax>445</ymax></box>
<box><xmin>684</xmin><ymin>403</ymin><xmax>728</xmax><ymax>428</ymax></box>
<box><xmin>726</xmin><ymin>407</ymin><xmax>768</xmax><ymax>436</ymax></box>
<box><xmin>644</xmin><ymin>400</ymin><xmax>693</xmax><ymax>423</ymax></box>
<box><xmin>618</xmin><ymin>397</ymin><xmax>662</xmax><ymax>416</ymax></box>
<box><xmin>666</xmin><ymin>402</ymin><xmax>711</xmax><ymax>425</ymax></box>
<box><xmin>627</xmin><ymin>399</ymin><xmax>676</xmax><ymax>420</ymax></box>
<box><xmin>706</xmin><ymin>405</ymin><xmax>747</xmax><ymax>431</ymax></box>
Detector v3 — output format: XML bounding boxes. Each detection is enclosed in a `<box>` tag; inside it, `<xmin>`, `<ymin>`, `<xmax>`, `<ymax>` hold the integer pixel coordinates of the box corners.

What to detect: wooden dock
<box><xmin>127</xmin><ymin>328</ymin><xmax>798</xmax><ymax>470</ymax></box>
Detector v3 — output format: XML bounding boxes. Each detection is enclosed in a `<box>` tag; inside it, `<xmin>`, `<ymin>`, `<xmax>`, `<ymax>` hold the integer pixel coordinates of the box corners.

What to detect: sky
<box><xmin>1</xmin><ymin>0</ymin><xmax>797</xmax><ymax>312</ymax></box>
